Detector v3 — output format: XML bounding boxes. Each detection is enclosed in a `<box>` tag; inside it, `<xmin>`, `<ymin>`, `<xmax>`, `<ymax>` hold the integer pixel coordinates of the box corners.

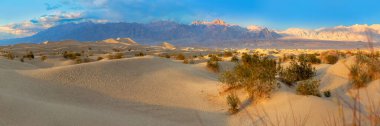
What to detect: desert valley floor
<box><xmin>0</xmin><ymin>40</ymin><xmax>379</xmax><ymax>126</ymax></box>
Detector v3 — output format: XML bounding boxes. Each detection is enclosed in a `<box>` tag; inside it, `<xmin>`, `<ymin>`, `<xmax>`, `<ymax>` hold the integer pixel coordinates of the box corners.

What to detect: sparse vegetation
<box><xmin>224</xmin><ymin>51</ymin><xmax>233</xmax><ymax>57</ymax></box>
<box><xmin>23</xmin><ymin>51</ymin><xmax>34</xmax><ymax>60</ymax></box>
<box><xmin>40</xmin><ymin>56</ymin><xmax>47</xmax><ymax>61</ymax></box>
<box><xmin>298</xmin><ymin>54</ymin><xmax>321</xmax><ymax>64</ymax></box>
<box><xmin>296</xmin><ymin>79</ymin><xmax>321</xmax><ymax>97</ymax></box>
<box><xmin>279</xmin><ymin>60</ymin><xmax>316</xmax><ymax>86</ymax></box>
<box><xmin>107</xmin><ymin>53</ymin><xmax>123</xmax><ymax>59</ymax></box>
<box><xmin>230</xmin><ymin>55</ymin><xmax>239</xmax><ymax>62</ymax></box>
<box><xmin>220</xmin><ymin>53</ymin><xmax>277</xmax><ymax>102</ymax></box>
<box><xmin>183</xmin><ymin>58</ymin><xmax>195</xmax><ymax>64</ymax></box>
<box><xmin>323</xmin><ymin>90</ymin><xmax>331</xmax><ymax>97</ymax></box>
<box><xmin>3</xmin><ymin>52</ymin><xmax>15</xmax><ymax>60</ymax></box>
<box><xmin>349</xmin><ymin>53</ymin><xmax>380</xmax><ymax>88</ymax></box>
<box><xmin>226</xmin><ymin>93</ymin><xmax>240</xmax><ymax>114</ymax></box>
<box><xmin>176</xmin><ymin>53</ymin><xmax>185</xmax><ymax>60</ymax></box>
<box><xmin>321</xmin><ymin>51</ymin><xmax>340</xmax><ymax>64</ymax></box>
<box><xmin>207</xmin><ymin>60</ymin><xmax>219</xmax><ymax>72</ymax></box>
<box><xmin>63</xmin><ymin>51</ymin><xmax>81</xmax><ymax>60</ymax></box>
<box><xmin>97</xmin><ymin>56</ymin><xmax>104</xmax><ymax>61</ymax></box>
<box><xmin>135</xmin><ymin>52</ymin><xmax>145</xmax><ymax>57</ymax></box>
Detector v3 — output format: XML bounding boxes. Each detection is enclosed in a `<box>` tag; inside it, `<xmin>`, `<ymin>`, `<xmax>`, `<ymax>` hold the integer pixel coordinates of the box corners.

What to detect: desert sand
<box><xmin>0</xmin><ymin>40</ymin><xmax>379</xmax><ymax>126</ymax></box>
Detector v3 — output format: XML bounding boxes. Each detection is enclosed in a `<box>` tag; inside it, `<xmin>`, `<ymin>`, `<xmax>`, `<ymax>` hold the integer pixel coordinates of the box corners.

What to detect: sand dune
<box><xmin>1</xmin><ymin>56</ymin><xmax>228</xmax><ymax>126</ymax></box>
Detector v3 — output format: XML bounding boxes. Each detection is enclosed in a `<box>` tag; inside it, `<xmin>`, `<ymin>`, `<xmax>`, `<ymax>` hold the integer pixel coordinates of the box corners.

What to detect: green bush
<box><xmin>220</xmin><ymin>53</ymin><xmax>277</xmax><ymax>101</ymax></box>
<box><xmin>226</xmin><ymin>93</ymin><xmax>240</xmax><ymax>114</ymax></box>
<box><xmin>279</xmin><ymin>60</ymin><xmax>316</xmax><ymax>86</ymax></box>
<box><xmin>176</xmin><ymin>53</ymin><xmax>185</xmax><ymax>60</ymax></box>
<box><xmin>296</xmin><ymin>79</ymin><xmax>321</xmax><ymax>97</ymax></box>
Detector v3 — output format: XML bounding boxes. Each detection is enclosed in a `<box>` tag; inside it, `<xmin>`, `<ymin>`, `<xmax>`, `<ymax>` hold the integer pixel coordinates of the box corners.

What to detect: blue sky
<box><xmin>0</xmin><ymin>0</ymin><xmax>379</xmax><ymax>39</ymax></box>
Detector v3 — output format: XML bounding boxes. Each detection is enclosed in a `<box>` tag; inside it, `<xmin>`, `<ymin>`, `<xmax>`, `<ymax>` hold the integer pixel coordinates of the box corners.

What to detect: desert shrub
<box><xmin>135</xmin><ymin>52</ymin><xmax>145</xmax><ymax>57</ymax></box>
<box><xmin>231</xmin><ymin>55</ymin><xmax>239</xmax><ymax>62</ymax></box>
<box><xmin>75</xmin><ymin>58</ymin><xmax>91</xmax><ymax>64</ymax></box>
<box><xmin>298</xmin><ymin>54</ymin><xmax>321</xmax><ymax>64</ymax></box>
<box><xmin>321</xmin><ymin>51</ymin><xmax>340</xmax><ymax>64</ymax></box>
<box><xmin>4</xmin><ymin>52</ymin><xmax>15</xmax><ymax>60</ymax></box>
<box><xmin>279</xmin><ymin>60</ymin><xmax>316</xmax><ymax>86</ymax></box>
<box><xmin>97</xmin><ymin>57</ymin><xmax>104</xmax><ymax>61</ymax></box>
<box><xmin>348</xmin><ymin>53</ymin><xmax>380</xmax><ymax>89</ymax></box>
<box><xmin>176</xmin><ymin>53</ymin><xmax>185</xmax><ymax>60</ymax></box>
<box><xmin>184</xmin><ymin>58</ymin><xmax>195</xmax><ymax>64</ymax></box>
<box><xmin>296</xmin><ymin>79</ymin><xmax>321</xmax><ymax>97</ymax></box>
<box><xmin>226</xmin><ymin>93</ymin><xmax>240</xmax><ymax>114</ymax></box>
<box><xmin>349</xmin><ymin>63</ymin><xmax>372</xmax><ymax>88</ymax></box>
<box><xmin>209</xmin><ymin>55</ymin><xmax>222</xmax><ymax>62</ymax></box>
<box><xmin>40</xmin><ymin>56</ymin><xmax>47</xmax><ymax>61</ymax></box>
<box><xmin>217</xmin><ymin>53</ymin><xmax>223</xmax><ymax>57</ymax></box>
<box><xmin>23</xmin><ymin>51</ymin><xmax>34</xmax><ymax>60</ymax></box>
<box><xmin>112</xmin><ymin>48</ymin><xmax>121</xmax><ymax>52</ymax></box>
<box><xmin>107</xmin><ymin>53</ymin><xmax>123</xmax><ymax>59</ymax></box>
<box><xmin>165</xmin><ymin>54</ymin><xmax>171</xmax><ymax>58</ymax></box>
<box><xmin>63</xmin><ymin>51</ymin><xmax>81</xmax><ymax>60</ymax></box>
<box><xmin>207</xmin><ymin>60</ymin><xmax>219</xmax><ymax>72</ymax></box>
<box><xmin>323</xmin><ymin>90</ymin><xmax>331</xmax><ymax>97</ymax></box>
<box><xmin>325</xmin><ymin>55</ymin><xmax>339</xmax><ymax>64</ymax></box>
<box><xmin>224</xmin><ymin>51</ymin><xmax>233</xmax><ymax>57</ymax></box>
<box><xmin>220</xmin><ymin>53</ymin><xmax>277</xmax><ymax>101</ymax></box>
<box><xmin>20</xmin><ymin>58</ymin><xmax>24</xmax><ymax>62</ymax></box>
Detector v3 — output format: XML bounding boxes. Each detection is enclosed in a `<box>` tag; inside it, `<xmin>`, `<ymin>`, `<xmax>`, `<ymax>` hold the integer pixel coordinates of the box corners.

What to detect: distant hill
<box><xmin>0</xmin><ymin>20</ymin><xmax>281</xmax><ymax>47</ymax></box>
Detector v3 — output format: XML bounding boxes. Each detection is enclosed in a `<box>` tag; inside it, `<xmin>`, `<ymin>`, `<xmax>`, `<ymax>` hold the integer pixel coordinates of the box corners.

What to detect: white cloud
<box><xmin>0</xmin><ymin>12</ymin><xmax>107</xmax><ymax>40</ymax></box>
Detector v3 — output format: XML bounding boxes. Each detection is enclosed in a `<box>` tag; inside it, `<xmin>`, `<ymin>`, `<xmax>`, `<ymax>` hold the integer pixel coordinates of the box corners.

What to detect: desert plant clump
<box><xmin>296</xmin><ymin>79</ymin><xmax>321</xmax><ymax>97</ymax></box>
<box><xmin>183</xmin><ymin>58</ymin><xmax>195</xmax><ymax>64</ymax></box>
<box><xmin>325</xmin><ymin>55</ymin><xmax>339</xmax><ymax>64</ymax></box>
<box><xmin>63</xmin><ymin>51</ymin><xmax>81</xmax><ymax>60</ymax></box>
<box><xmin>3</xmin><ymin>52</ymin><xmax>15</xmax><ymax>60</ymax></box>
<box><xmin>107</xmin><ymin>53</ymin><xmax>123</xmax><ymax>59</ymax></box>
<box><xmin>176</xmin><ymin>53</ymin><xmax>185</xmax><ymax>60</ymax></box>
<box><xmin>298</xmin><ymin>54</ymin><xmax>321</xmax><ymax>64</ymax></box>
<box><xmin>348</xmin><ymin>53</ymin><xmax>380</xmax><ymax>88</ymax></box>
<box><xmin>20</xmin><ymin>58</ymin><xmax>24</xmax><ymax>62</ymax></box>
<box><xmin>321</xmin><ymin>51</ymin><xmax>340</xmax><ymax>64</ymax></box>
<box><xmin>209</xmin><ymin>55</ymin><xmax>222</xmax><ymax>62</ymax></box>
<box><xmin>207</xmin><ymin>60</ymin><xmax>219</xmax><ymax>72</ymax></box>
<box><xmin>135</xmin><ymin>52</ymin><xmax>145</xmax><ymax>57</ymax></box>
<box><xmin>23</xmin><ymin>51</ymin><xmax>34</xmax><ymax>60</ymax></box>
<box><xmin>279</xmin><ymin>60</ymin><xmax>316</xmax><ymax>86</ymax></box>
<box><xmin>97</xmin><ymin>56</ymin><xmax>104</xmax><ymax>61</ymax></box>
<box><xmin>220</xmin><ymin>53</ymin><xmax>277</xmax><ymax>102</ymax></box>
<box><xmin>323</xmin><ymin>90</ymin><xmax>331</xmax><ymax>97</ymax></box>
<box><xmin>40</xmin><ymin>56</ymin><xmax>47</xmax><ymax>61</ymax></box>
<box><xmin>224</xmin><ymin>51</ymin><xmax>233</xmax><ymax>57</ymax></box>
<box><xmin>226</xmin><ymin>93</ymin><xmax>240</xmax><ymax>114</ymax></box>
<box><xmin>230</xmin><ymin>55</ymin><xmax>239</xmax><ymax>62</ymax></box>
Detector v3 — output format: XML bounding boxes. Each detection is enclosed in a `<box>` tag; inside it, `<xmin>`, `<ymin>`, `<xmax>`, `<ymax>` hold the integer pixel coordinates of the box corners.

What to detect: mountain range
<box><xmin>0</xmin><ymin>19</ymin><xmax>378</xmax><ymax>48</ymax></box>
